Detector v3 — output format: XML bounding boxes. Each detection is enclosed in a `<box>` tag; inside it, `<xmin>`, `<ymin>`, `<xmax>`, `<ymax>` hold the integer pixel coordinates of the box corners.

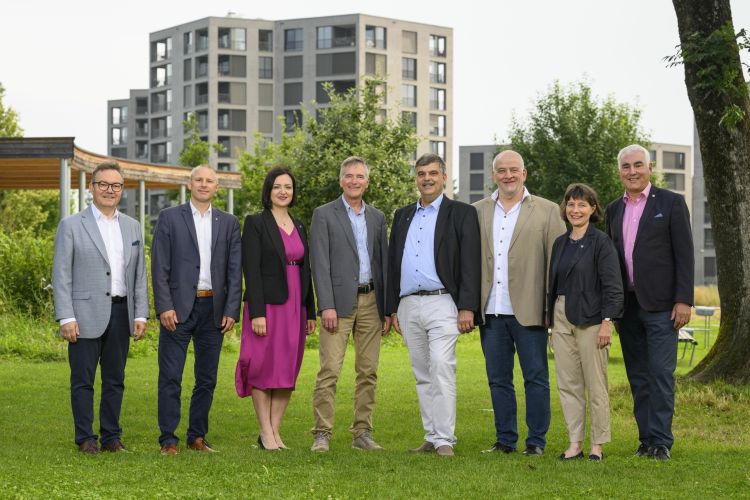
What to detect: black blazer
<box><xmin>385</xmin><ymin>196</ymin><xmax>481</xmax><ymax>320</ymax></box>
<box><xmin>242</xmin><ymin>210</ymin><xmax>315</xmax><ymax>320</ymax></box>
<box><xmin>547</xmin><ymin>225</ymin><xmax>624</xmax><ymax>327</ymax></box>
<box><xmin>605</xmin><ymin>186</ymin><xmax>694</xmax><ymax>312</ymax></box>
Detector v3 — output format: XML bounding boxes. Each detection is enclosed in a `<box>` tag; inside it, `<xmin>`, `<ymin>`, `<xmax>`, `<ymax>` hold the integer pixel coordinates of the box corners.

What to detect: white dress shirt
<box><xmin>485</xmin><ymin>187</ymin><xmax>530</xmax><ymax>315</ymax></box>
<box><xmin>191</xmin><ymin>201</ymin><xmax>213</xmax><ymax>291</ymax></box>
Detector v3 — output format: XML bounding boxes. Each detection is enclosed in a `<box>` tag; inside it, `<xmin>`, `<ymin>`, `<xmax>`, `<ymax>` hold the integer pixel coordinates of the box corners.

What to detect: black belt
<box><xmin>408</xmin><ymin>288</ymin><xmax>449</xmax><ymax>297</ymax></box>
<box><xmin>287</xmin><ymin>260</ymin><xmax>302</xmax><ymax>266</ymax></box>
<box><xmin>357</xmin><ymin>281</ymin><xmax>375</xmax><ymax>294</ymax></box>
<box><xmin>111</xmin><ymin>295</ymin><xmax>127</xmax><ymax>304</ymax></box>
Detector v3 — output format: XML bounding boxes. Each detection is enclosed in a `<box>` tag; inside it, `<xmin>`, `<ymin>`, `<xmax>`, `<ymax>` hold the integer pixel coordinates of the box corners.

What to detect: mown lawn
<box><xmin>1</xmin><ymin>328</ymin><xmax>748</xmax><ymax>499</ymax></box>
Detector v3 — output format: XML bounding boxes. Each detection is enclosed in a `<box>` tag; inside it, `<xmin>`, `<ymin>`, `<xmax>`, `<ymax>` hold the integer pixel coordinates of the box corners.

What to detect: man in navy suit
<box><xmin>151</xmin><ymin>165</ymin><xmax>242</xmax><ymax>455</ymax></box>
<box><xmin>605</xmin><ymin>144</ymin><xmax>694</xmax><ymax>461</ymax></box>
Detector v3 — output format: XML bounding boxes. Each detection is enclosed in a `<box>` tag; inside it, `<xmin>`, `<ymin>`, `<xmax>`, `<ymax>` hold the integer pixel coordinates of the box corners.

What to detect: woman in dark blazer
<box><xmin>235</xmin><ymin>166</ymin><xmax>316</xmax><ymax>451</ymax></box>
<box><xmin>548</xmin><ymin>183</ymin><xmax>623</xmax><ymax>462</ymax></box>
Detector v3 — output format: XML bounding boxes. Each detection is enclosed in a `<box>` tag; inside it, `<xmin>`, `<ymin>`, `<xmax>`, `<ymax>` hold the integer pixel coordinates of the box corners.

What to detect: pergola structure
<box><xmin>0</xmin><ymin>137</ymin><xmax>242</xmax><ymax>236</ymax></box>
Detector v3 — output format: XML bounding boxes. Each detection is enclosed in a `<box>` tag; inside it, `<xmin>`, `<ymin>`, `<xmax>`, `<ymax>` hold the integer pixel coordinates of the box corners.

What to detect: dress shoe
<box><xmin>651</xmin><ymin>445</ymin><xmax>671</xmax><ymax>461</ymax></box>
<box><xmin>408</xmin><ymin>441</ymin><xmax>435</xmax><ymax>453</ymax></box>
<box><xmin>258</xmin><ymin>435</ymin><xmax>280</xmax><ymax>451</ymax></box>
<box><xmin>523</xmin><ymin>445</ymin><xmax>544</xmax><ymax>456</ymax></box>
<box><xmin>635</xmin><ymin>443</ymin><xmax>651</xmax><ymax>457</ymax></box>
<box><xmin>78</xmin><ymin>439</ymin><xmax>99</xmax><ymax>454</ymax></box>
<box><xmin>101</xmin><ymin>440</ymin><xmax>127</xmax><ymax>453</ymax></box>
<box><xmin>187</xmin><ymin>437</ymin><xmax>217</xmax><ymax>453</ymax></box>
<box><xmin>311</xmin><ymin>432</ymin><xmax>331</xmax><ymax>453</ymax></box>
<box><xmin>558</xmin><ymin>451</ymin><xmax>584</xmax><ymax>460</ymax></box>
<box><xmin>481</xmin><ymin>442</ymin><xmax>515</xmax><ymax>454</ymax></box>
<box><xmin>160</xmin><ymin>443</ymin><xmax>178</xmax><ymax>456</ymax></box>
<box><xmin>588</xmin><ymin>452</ymin><xmax>604</xmax><ymax>462</ymax></box>
<box><xmin>436</xmin><ymin>445</ymin><xmax>454</xmax><ymax>457</ymax></box>
<box><xmin>352</xmin><ymin>432</ymin><xmax>383</xmax><ymax>450</ymax></box>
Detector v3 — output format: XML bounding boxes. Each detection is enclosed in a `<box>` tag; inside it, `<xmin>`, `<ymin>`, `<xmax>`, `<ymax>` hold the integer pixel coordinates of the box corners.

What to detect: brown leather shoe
<box><xmin>160</xmin><ymin>443</ymin><xmax>178</xmax><ymax>456</ymax></box>
<box><xmin>187</xmin><ymin>437</ymin><xmax>217</xmax><ymax>453</ymax></box>
<box><xmin>436</xmin><ymin>445</ymin><xmax>455</xmax><ymax>457</ymax></box>
<box><xmin>78</xmin><ymin>439</ymin><xmax>99</xmax><ymax>454</ymax></box>
<box><xmin>101</xmin><ymin>440</ymin><xmax>127</xmax><ymax>453</ymax></box>
<box><xmin>409</xmin><ymin>441</ymin><xmax>435</xmax><ymax>453</ymax></box>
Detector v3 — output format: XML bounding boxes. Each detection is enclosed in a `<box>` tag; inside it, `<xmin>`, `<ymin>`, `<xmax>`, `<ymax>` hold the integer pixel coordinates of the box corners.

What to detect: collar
<box><xmin>417</xmin><ymin>193</ymin><xmax>444</xmax><ymax>211</ymax></box>
<box><xmin>190</xmin><ymin>200</ymin><xmax>212</xmax><ymax>217</ymax></box>
<box><xmin>491</xmin><ymin>186</ymin><xmax>530</xmax><ymax>204</ymax></box>
<box><xmin>90</xmin><ymin>203</ymin><xmax>119</xmax><ymax>221</ymax></box>
<box><xmin>341</xmin><ymin>195</ymin><xmax>366</xmax><ymax>215</ymax></box>
<box><xmin>623</xmin><ymin>182</ymin><xmax>652</xmax><ymax>203</ymax></box>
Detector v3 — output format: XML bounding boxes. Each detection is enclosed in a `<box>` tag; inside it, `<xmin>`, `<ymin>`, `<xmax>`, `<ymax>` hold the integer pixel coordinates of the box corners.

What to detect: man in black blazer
<box><xmin>151</xmin><ymin>165</ymin><xmax>242</xmax><ymax>455</ymax></box>
<box><xmin>386</xmin><ymin>153</ymin><xmax>481</xmax><ymax>457</ymax></box>
<box><xmin>605</xmin><ymin>144</ymin><xmax>694</xmax><ymax>461</ymax></box>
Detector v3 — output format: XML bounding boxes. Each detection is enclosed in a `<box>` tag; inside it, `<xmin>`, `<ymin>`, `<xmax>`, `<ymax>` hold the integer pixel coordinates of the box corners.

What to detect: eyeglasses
<box><xmin>93</xmin><ymin>181</ymin><xmax>124</xmax><ymax>192</ymax></box>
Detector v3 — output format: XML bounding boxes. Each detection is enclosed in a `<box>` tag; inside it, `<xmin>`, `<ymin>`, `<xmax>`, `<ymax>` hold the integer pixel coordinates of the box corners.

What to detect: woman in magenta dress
<box><xmin>235</xmin><ymin>167</ymin><xmax>316</xmax><ymax>450</ymax></box>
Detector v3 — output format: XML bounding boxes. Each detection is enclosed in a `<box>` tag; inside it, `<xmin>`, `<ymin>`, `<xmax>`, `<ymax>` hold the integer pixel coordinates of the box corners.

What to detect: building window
<box><xmin>151</xmin><ymin>90</ymin><xmax>172</xmax><ymax>113</ymax></box>
<box><xmin>218</xmin><ymin>27</ymin><xmax>246</xmax><ymax>50</ymax></box>
<box><xmin>259</xmin><ymin>29</ymin><xmax>273</xmax><ymax>51</ymax></box>
<box><xmin>111</xmin><ymin>106</ymin><xmax>127</xmax><ymax>125</ymax></box>
<box><xmin>151</xmin><ymin>37</ymin><xmax>172</xmax><ymax>62</ymax></box>
<box><xmin>704</xmin><ymin>227</ymin><xmax>714</xmax><ymax>249</ymax></box>
<box><xmin>151</xmin><ymin>64</ymin><xmax>172</xmax><ymax>88</ymax></box>
<box><xmin>217</xmin><ymin>136</ymin><xmax>231</xmax><ymax>158</ymax></box>
<box><xmin>316</xmin><ymin>52</ymin><xmax>356</xmax><ymax>76</ymax></box>
<box><xmin>401</xmin><ymin>111</ymin><xmax>417</xmax><ymax>130</ymax></box>
<box><xmin>217</xmin><ymin>81</ymin><xmax>246</xmax><ymax>105</ymax></box>
<box><xmin>429</xmin><ymin>61</ymin><xmax>446</xmax><ymax>83</ymax></box>
<box><xmin>402</xmin><ymin>30</ymin><xmax>417</xmax><ymax>54</ymax></box>
<box><xmin>111</xmin><ymin>127</ymin><xmax>126</xmax><ymax>146</ymax></box>
<box><xmin>135</xmin><ymin>98</ymin><xmax>148</xmax><ymax>115</ymax></box>
<box><xmin>151</xmin><ymin>143</ymin><xmax>168</xmax><ymax>163</ymax></box>
<box><xmin>258</xmin><ymin>110</ymin><xmax>274</xmax><ymax>134</ymax></box>
<box><xmin>217</xmin><ymin>163</ymin><xmax>231</xmax><ymax>172</ymax></box>
<box><xmin>430</xmin><ymin>140</ymin><xmax>446</xmax><ymax>159</ymax></box>
<box><xmin>317</xmin><ymin>25</ymin><xmax>355</xmax><ymax>49</ymax></box>
<box><xmin>151</xmin><ymin>117</ymin><xmax>167</xmax><ymax>139</ymax></box>
<box><xmin>316</xmin><ymin>80</ymin><xmax>355</xmax><ymax>103</ymax></box>
<box><xmin>470</xmin><ymin>173</ymin><xmax>484</xmax><ymax>191</ymax></box>
<box><xmin>196</xmin><ymin>110</ymin><xmax>208</xmax><ymax>132</ymax></box>
<box><xmin>429</xmin><ymin>114</ymin><xmax>446</xmax><ymax>136</ymax></box>
<box><xmin>365</xmin><ymin>53</ymin><xmax>387</xmax><ymax>76</ymax></box>
<box><xmin>401</xmin><ymin>84</ymin><xmax>417</xmax><ymax>107</ymax></box>
<box><xmin>704</xmin><ymin>200</ymin><xmax>711</xmax><ymax>224</ymax></box>
<box><xmin>136</xmin><ymin>141</ymin><xmax>148</xmax><ymax>159</ymax></box>
<box><xmin>184</xmin><ymin>85</ymin><xmax>192</xmax><ymax>107</ymax></box>
<box><xmin>430</xmin><ymin>88</ymin><xmax>446</xmax><ymax>110</ymax></box>
<box><xmin>196</xmin><ymin>56</ymin><xmax>208</xmax><ymax>78</ymax></box>
<box><xmin>429</xmin><ymin>35</ymin><xmax>447</xmax><ymax>57</ymax></box>
<box><xmin>218</xmin><ymin>109</ymin><xmax>246</xmax><ymax>131</ymax></box>
<box><xmin>285</xmin><ymin>28</ymin><xmax>303</xmax><ymax>51</ymax></box>
<box><xmin>365</xmin><ymin>25</ymin><xmax>386</xmax><ymax>49</ymax></box>
<box><xmin>135</xmin><ymin>119</ymin><xmax>148</xmax><ymax>137</ymax></box>
<box><xmin>470</xmin><ymin>152</ymin><xmax>484</xmax><ymax>171</ymax></box>
<box><xmin>402</xmin><ymin>58</ymin><xmax>417</xmax><ymax>80</ymax></box>
<box><xmin>704</xmin><ymin>256</ymin><xmax>716</xmax><ymax>278</ymax></box>
<box><xmin>284</xmin><ymin>109</ymin><xmax>302</xmax><ymax>132</ymax></box>
<box><xmin>469</xmin><ymin>193</ymin><xmax>483</xmax><ymax>203</ymax></box>
<box><xmin>183</xmin><ymin>32</ymin><xmax>193</xmax><ymax>54</ymax></box>
<box><xmin>183</xmin><ymin>59</ymin><xmax>192</xmax><ymax>81</ymax></box>
<box><xmin>664</xmin><ymin>172</ymin><xmax>685</xmax><ymax>191</ymax></box>
<box><xmin>218</xmin><ymin>55</ymin><xmax>246</xmax><ymax>77</ymax></box>
<box><xmin>284</xmin><ymin>82</ymin><xmax>303</xmax><ymax>106</ymax></box>
<box><xmin>196</xmin><ymin>29</ymin><xmax>209</xmax><ymax>51</ymax></box>
<box><xmin>663</xmin><ymin>151</ymin><xmax>686</xmax><ymax>170</ymax></box>
<box><xmin>284</xmin><ymin>55</ymin><xmax>303</xmax><ymax>79</ymax></box>
<box><xmin>195</xmin><ymin>82</ymin><xmax>208</xmax><ymax>105</ymax></box>
<box><xmin>258</xmin><ymin>83</ymin><xmax>273</xmax><ymax>106</ymax></box>
<box><xmin>259</xmin><ymin>56</ymin><xmax>273</xmax><ymax>79</ymax></box>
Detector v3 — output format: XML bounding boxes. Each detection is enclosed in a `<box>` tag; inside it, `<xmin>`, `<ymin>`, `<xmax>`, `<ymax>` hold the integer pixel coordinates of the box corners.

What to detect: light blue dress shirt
<box><xmin>342</xmin><ymin>196</ymin><xmax>371</xmax><ymax>284</ymax></box>
<box><xmin>400</xmin><ymin>194</ymin><xmax>445</xmax><ymax>296</ymax></box>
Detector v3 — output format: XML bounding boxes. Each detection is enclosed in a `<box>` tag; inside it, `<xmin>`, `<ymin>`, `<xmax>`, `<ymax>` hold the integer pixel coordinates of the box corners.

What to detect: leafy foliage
<box><xmin>506</xmin><ymin>80</ymin><xmax>650</xmax><ymax>212</ymax></box>
<box><xmin>0</xmin><ymin>83</ymin><xmax>23</xmax><ymax>138</ymax></box>
<box><xmin>179</xmin><ymin>112</ymin><xmax>224</xmax><ymax>168</ymax></box>
<box><xmin>0</xmin><ymin>190</ymin><xmax>60</xmax><ymax>236</ymax></box>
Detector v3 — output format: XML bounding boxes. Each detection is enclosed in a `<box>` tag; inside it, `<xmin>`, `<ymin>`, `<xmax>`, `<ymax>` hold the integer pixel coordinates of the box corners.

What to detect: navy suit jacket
<box><xmin>605</xmin><ymin>186</ymin><xmax>694</xmax><ymax>312</ymax></box>
<box><xmin>151</xmin><ymin>202</ymin><xmax>242</xmax><ymax>328</ymax></box>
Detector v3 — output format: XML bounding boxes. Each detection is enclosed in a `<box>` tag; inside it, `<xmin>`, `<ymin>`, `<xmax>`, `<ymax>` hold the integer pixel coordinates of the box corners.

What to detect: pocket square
<box><xmin>654</xmin><ymin>213</ymin><xmax>663</xmax><ymax>218</ymax></box>
<box><xmin>132</xmin><ymin>240</ymin><xmax>141</xmax><ymax>246</ymax></box>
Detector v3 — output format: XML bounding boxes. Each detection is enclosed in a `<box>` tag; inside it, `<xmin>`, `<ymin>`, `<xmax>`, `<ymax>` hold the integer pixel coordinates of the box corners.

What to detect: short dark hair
<box><xmin>415</xmin><ymin>153</ymin><xmax>446</xmax><ymax>174</ymax></box>
<box><xmin>91</xmin><ymin>161</ymin><xmax>122</xmax><ymax>183</ymax></box>
<box><xmin>262</xmin><ymin>166</ymin><xmax>297</xmax><ymax>210</ymax></box>
<box><xmin>560</xmin><ymin>183</ymin><xmax>603</xmax><ymax>223</ymax></box>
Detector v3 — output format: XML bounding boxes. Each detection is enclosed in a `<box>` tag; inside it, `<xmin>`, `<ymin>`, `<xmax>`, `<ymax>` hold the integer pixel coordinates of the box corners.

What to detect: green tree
<box><xmin>0</xmin><ymin>83</ymin><xmax>23</xmax><ymax>138</ymax></box>
<box><xmin>506</xmin><ymin>80</ymin><xmax>650</xmax><ymax>211</ymax></box>
<box><xmin>672</xmin><ymin>0</ymin><xmax>750</xmax><ymax>383</ymax></box>
<box><xmin>179</xmin><ymin>112</ymin><xmax>223</xmax><ymax>167</ymax></box>
<box><xmin>0</xmin><ymin>190</ymin><xmax>59</xmax><ymax>236</ymax></box>
<box><xmin>236</xmin><ymin>79</ymin><xmax>418</xmax><ymax>225</ymax></box>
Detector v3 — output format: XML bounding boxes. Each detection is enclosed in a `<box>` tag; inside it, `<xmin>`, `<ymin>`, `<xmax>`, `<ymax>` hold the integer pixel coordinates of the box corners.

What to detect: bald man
<box><xmin>473</xmin><ymin>150</ymin><xmax>566</xmax><ymax>456</ymax></box>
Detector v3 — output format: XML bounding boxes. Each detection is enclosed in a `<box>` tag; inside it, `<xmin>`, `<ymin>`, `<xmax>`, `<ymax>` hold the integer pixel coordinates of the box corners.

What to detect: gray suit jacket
<box><xmin>151</xmin><ymin>202</ymin><xmax>242</xmax><ymax>328</ymax></box>
<box><xmin>52</xmin><ymin>205</ymin><xmax>149</xmax><ymax>339</ymax></box>
<box><xmin>309</xmin><ymin>197</ymin><xmax>388</xmax><ymax>318</ymax></box>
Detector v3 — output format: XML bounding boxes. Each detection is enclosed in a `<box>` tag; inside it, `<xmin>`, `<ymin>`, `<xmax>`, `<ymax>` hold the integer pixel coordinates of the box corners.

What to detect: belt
<box><xmin>408</xmin><ymin>288</ymin><xmax>449</xmax><ymax>297</ymax></box>
<box><xmin>111</xmin><ymin>295</ymin><xmax>126</xmax><ymax>304</ymax></box>
<box><xmin>357</xmin><ymin>281</ymin><xmax>375</xmax><ymax>294</ymax></box>
<box><xmin>287</xmin><ymin>260</ymin><xmax>302</xmax><ymax>266</ymax></box>
<box><xmin>196</xmin><ymin>289</ymin><xmax>214</xmax><ymax>298</ymax></box>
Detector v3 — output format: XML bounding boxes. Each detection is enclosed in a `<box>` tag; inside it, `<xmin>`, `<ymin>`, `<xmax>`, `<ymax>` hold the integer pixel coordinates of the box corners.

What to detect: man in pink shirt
<box><xmin>605</xmin><ymin>144</ymin><xmax>693</xmax><ymax>461</ymax></box>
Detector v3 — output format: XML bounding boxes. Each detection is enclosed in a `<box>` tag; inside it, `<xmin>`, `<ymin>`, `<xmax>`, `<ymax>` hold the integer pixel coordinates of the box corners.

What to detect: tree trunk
<box><xmin>673</xmin><ymin>0</ymin><xmax>750</xmax><ymax>383</ymax></box>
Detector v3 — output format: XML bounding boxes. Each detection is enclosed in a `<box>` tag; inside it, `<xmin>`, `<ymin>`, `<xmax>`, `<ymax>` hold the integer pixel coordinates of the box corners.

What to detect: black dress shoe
<box><xmin>652</xmin><ymin>445</ymin><xmax>671</xmax><ymax>461</ymax></box>
<box><xmin>558</xmin><ymin>451</ymin><xmax>584</xmax><ymax>460</ymax></box>
<box><xmin>78</xmin><ymin>439</ymin><xmax>99</xmax><ymax>454</ymax></box>
<box><xmin>482</xmin><ymin>442</ymin><xmax>515</xmax><ymax>454</ymax></box>
<box><xmin>523</xmin><ymin>445</ymin><xmax>544</xmax><ymax>456</ymax></box>
<box><xmin>588</xmin><ymin>452</ymin><xmax>604</xmax><ymax>462</ymax></box>
<box><xmin>635</xmin><ymin>443</ymin><xmax>651</xmax><ymax>457</ymax></box>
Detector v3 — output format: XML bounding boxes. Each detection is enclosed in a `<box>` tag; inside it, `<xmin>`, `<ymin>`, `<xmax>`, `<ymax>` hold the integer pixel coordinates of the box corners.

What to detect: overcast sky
<box><xmin>2</xmin><ymin>0</ymin><xmax>749</xmax><ymax>161</ymax></box>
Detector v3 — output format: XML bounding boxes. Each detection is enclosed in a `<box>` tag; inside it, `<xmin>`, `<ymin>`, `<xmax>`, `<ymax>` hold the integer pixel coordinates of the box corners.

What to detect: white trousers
<box><xmin>398</xmin><ymin>294</ymin><xmax>459</xmax><ymax>448</ymax></box>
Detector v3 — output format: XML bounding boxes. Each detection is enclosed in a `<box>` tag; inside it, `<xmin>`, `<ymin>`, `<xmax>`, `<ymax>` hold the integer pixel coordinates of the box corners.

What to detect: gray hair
<box><xmin>190</xmin><ymin>164</ymin><xmax>218</xmax><ymax>180</ymax></box>
<box><xmin>339</xmin><ymin>156</ymin><xmax>370</xmax><ymax>179</ymax></box>
<box><xmin>617</xmin><ymin>144</ymin><xmax>652</xmax><ymax>166</ymax></box>
<box><xmin>415</xmin><ymin>153</ymin><xmax>446</xmax><ymax>174</ymax></box>
<box><xmin>492</xmin><ymin>150</ymin><xmax>525</xmax><ymax>170</ymax></box>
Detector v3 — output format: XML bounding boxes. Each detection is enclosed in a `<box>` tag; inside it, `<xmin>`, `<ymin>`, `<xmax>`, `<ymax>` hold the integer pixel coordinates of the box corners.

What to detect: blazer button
<box><xmin>106</xmin><ymin>271</ymin><xmax>110</xmax><ymax>276</ymax></box>
<box><xmin>106</xmin><ymin>292</ymin><xmax>110</xmax><ymax>296</ymax></box>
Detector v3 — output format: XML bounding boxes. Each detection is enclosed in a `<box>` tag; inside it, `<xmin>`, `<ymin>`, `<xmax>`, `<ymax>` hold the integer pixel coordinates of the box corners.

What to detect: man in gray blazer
<box><xmin>53</xmin><ymin>161</ymin><xmax>149</xmax><ymax>454</ymax></box>
<box><xmin>309</xmin><ymin>156</ymin><xmax>390</xmax><ymax>452</ymax></box>
<box><xmin>151</xmin><ymin>165</ymin><xmax>242</xmax><ymax>455</ymax></box>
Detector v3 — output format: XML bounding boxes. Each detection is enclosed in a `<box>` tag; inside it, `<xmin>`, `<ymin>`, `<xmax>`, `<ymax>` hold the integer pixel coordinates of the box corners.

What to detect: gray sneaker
<box><xmin>352</xmin><ymin>432</ymin><xmax>384</xmax><ymax>450</ymax></box>
<box><xmin>311</xmin><ymin>432</ymin><xmax>331</xmax><ymax>453</ymax></box>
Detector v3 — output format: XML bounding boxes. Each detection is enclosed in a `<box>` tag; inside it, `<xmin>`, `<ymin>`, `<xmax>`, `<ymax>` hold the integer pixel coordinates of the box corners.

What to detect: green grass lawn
<box><xmin>1</xmin><ymin>330</ymin><xmax>748</xmax><ymax>499</ymax></box>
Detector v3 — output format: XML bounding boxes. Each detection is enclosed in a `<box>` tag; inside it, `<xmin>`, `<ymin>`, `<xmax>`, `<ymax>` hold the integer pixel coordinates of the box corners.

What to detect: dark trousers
<box><xmin>479</xmin><ymin>314</ymin><xmax>550</xmax><ymax>449</ymax></box>
<box><xmin>68</xmin><ymin>301</ymin><xmax>130</xmax><ymax>445</ymax></box>
<box><xmin>617</xmin><ymin>293</ymin><xmax>678</xmax><ymax>449</ymax></box>
<box><xmin>158</xmin><ymin>297</ymin><xmax>223</xmax><ymax>446</ymax></box>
